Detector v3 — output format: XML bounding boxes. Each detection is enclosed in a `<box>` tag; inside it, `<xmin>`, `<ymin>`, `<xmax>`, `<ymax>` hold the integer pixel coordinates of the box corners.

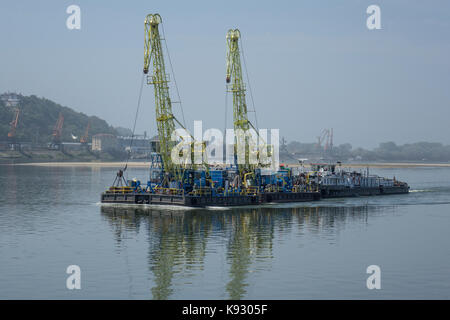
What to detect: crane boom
<box><xmin>226</xmin><ymin>29</ymin><xmax>253</xmax><ymax>176</ymax></box>
<box><xmin>226</xmin><ymin>29</ymin><xmax>250</xmax><ymax>133</ymax></box>
<box><xmin>143</xmin><ymin>14</ymin><xmax>183</xmax><ymax>180</ymax></box>
<box><xmin>226</xmin><ymin>29</ymin><xmax>272</xmax><ymax>177</ymax></box>
<box><xmin>143</xmin><ymin>14</ymin><xmax>208</xmax><ymax>182</ymax></box>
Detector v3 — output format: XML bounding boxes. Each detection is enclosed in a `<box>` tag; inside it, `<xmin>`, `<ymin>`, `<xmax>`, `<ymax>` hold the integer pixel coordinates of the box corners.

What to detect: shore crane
<box><xmin>52</xmin><ymin>112</ymin><xmax>64</xmax><ymax>143</ymax></box>
<box><xmin>317</xmin><ymin>128</ymin><xmax>333</xmax><ymax>152</ymax></box>
<box><xmin>8</xmin><ymin>108</ymin><xmax>20</xmax><ymax>139</ymax></box>
<box><xmin>80</xmin><ymin>121</ymin><xmax>90</xmax><ymax>144</ymax></box>
<box><xmin>48</xmin><ymin>112</ymin><xmax>64</xmax><ymax>150</ymax></box>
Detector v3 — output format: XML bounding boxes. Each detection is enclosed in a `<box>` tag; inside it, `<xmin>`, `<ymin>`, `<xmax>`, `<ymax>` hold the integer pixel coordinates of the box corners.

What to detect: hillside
<box><xmin>0</xmin><ymin>93</ymin><xmax>118</xmax><ymax>144</ymax></box>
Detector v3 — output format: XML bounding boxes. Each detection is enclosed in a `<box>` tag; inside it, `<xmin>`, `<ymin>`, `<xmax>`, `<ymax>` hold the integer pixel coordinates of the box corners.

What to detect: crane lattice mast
<box><xmin>143</xmin><ymin>14</ymin><xmax>182</xmax><ymax>180</ymax></box>
<box><xmin>143</xmin><ymin>14</ymin><xmax>208</xmax><ymax>184</ymax></box>
<box><xmin>226</xmin><ymin>29</ymin><xmax>264</xmax><ymax>177</ymax></box>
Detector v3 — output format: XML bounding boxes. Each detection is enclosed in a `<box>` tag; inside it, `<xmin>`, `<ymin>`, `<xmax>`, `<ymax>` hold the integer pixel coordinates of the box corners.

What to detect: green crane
<box><xmin>226</xmin><ymin>29</ymin><xmax>268</xmax><ymax>180</ymax></box>
<box><xmin>143</xmin><ymin>14</ymin><xmax>208</xmax><ymax>184</ymax></box>
<box><xmin>143</xmin><ymin>14</ymin><xmax>187</xmax><ymax>182</ymax></box>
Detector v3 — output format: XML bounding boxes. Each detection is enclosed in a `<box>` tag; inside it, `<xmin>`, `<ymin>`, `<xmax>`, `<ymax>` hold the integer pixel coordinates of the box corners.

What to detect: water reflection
<box><xmin>100</xmin><ymin>204</ymin><xmax>376</xmax><ymax>299</ymax></box>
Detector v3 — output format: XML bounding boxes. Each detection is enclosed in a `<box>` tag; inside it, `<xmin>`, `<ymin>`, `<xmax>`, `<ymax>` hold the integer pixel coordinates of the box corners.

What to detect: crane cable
<box><xmin>240</xmin><ymin>37</ymin><xmax>273</xmax><ymax>166</ymax></box>
<box><xmin>161</xmin><ymin>21</ymin><xmax>187</xmax><ymax>128</ymax></box>
<box><xmin>240</xmin><ymin>37</ymin><xmax>259</xmax><ymax>132</ymax></box>
<box><xmin>123</xmin><ymin>72</ymin><xmax>145</xmax><ymax>173</ymax></box>
<box><xmin>224</xmin><ymin>87</ymin><xmax>228</xmax><ymax>141</ymax></box>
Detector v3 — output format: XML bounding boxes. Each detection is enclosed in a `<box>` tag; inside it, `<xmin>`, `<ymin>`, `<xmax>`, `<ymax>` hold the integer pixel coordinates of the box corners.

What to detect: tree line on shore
<box><xmin>285</xmin><ymin>141</ymin><xmax>450</xmax><ymax>162</ymax></box>
<box><xmin>3</xmin><ymin>93</ymin><xmax>449</xmax><ymax>162</ymax></box>
<box><xmin>0</xmin><ymin>94</ymin><xmax>122</xmax><ymax>144</ymax></box>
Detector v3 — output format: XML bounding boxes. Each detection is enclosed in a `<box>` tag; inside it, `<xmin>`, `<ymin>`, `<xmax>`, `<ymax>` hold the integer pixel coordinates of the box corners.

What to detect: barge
<box><xmin>100</xmin><ymin>14</ymin><xmax>409</xmax><ymax>208</ymax></box>
<box><xmin>100</xmin><ymin>162</ymin><xmax>408</xmax><ymax>207</ymax></box>
<box><xmin>101</xmin><ymin>164</ymin><xmax>322</xmax><ymax>207</ymax></box>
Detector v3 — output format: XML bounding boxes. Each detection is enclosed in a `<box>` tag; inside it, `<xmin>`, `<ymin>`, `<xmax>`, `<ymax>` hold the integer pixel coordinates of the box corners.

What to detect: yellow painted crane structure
<box><xmin>226</xmin><ymin>29</ymin><xmax>271</xmax><ymax>180</ymax></box>
<box><xmin>143</xmin><ymin>14</ymin><xmax>206</xmax><ymax>183</ymax></box>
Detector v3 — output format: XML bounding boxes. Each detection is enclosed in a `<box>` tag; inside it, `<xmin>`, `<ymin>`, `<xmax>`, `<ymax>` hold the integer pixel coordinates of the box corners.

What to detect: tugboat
<box><xmin>306</xmin><ymin>163</ymin><xmax>409</xmax><ymax>198</ymax></box>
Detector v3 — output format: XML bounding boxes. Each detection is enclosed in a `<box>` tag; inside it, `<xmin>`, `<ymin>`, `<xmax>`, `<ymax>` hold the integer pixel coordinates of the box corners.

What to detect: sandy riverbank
<box><xmin>11</xmin><ymin>161</ymin><xmax>151</xmax><ymax>168</ymax></box>
<box><xmin>8</xmin><ymin>161</ymin><xmax>450</xmax><ymax>168</ymax></box>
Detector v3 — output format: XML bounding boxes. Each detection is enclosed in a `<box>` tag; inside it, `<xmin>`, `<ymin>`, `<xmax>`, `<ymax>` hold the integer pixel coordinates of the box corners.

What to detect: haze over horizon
<box><xmin>1</xmin><ymin>0</ymin><xmax>449</xmax><ymax>149</ymax></box>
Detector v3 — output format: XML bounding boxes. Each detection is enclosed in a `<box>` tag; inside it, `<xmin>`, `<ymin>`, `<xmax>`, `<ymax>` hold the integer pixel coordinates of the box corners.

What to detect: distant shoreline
<box><xmin>6</xmin><ymin>161</ymin><xmax>450</xmax><ymax>168</ymax></box>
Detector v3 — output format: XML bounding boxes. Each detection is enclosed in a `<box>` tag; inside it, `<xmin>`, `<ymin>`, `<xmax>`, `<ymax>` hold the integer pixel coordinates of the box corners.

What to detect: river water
<box><xmin>0</xmin><ymin>165</ymin><xmax>449</xmax><ymax>299</ymax></box>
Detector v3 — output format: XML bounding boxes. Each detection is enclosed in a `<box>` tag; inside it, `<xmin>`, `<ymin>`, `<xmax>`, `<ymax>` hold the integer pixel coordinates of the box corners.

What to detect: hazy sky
<box><xmin>1</xmin><ymin>0</ymin><xmax>449</xmax><ymax>148</ymax></box>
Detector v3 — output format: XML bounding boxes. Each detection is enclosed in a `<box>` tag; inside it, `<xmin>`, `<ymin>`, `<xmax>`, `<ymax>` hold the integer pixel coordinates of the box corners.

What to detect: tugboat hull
<box><xmin>320</xmin><ymin>185</ymin><xmax>409</xmax><ymax>198</ymax></box>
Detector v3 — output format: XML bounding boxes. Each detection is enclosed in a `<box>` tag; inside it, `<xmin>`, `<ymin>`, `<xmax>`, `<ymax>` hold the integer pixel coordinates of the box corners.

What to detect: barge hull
<box><xmin>101</xmin><ymin>186</ymin><xmax>408</xmax><ymax>206</ymax></box>
<box><xmin>101</xmin><ymin>191</ymin><xmax>320</xmax><ymax>207</ymax></box>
